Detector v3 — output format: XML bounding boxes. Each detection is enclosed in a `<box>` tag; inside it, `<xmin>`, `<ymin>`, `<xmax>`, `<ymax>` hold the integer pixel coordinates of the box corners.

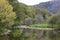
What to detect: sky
<box><xmin>18</xmin><ymin>0</ymin><xmax>51</xmax><ymax>5</ymax></box>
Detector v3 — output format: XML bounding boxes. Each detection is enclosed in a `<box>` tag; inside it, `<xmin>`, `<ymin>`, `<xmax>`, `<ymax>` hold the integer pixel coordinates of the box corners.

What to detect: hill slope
<box><xmin>34</xmin><ymin>0</ymin><xmax>60</xmax><ymax>13</ymax></box>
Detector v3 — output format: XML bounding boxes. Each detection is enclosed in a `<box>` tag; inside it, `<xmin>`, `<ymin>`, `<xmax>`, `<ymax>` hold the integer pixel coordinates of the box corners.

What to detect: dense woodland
<box><xmin>0</xmin><ymin>0</ymin><xmax>60</xmax><ymax>40</ymax></box>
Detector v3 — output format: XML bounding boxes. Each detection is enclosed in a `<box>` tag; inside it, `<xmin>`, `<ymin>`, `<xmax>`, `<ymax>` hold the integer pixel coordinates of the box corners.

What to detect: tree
<box><xmin>9</xmin><ymin>0</ymin><xmax>26</xmax><ymax>25</ymax></box>
<box><xmin>32</xmin><ymin>7</ymin><xmax>52</xmax><ymax>24</ymax></box>
<box><xmin>8</xmin><ymin>0</ymin><xmax>36</xmax><ymax>25</ymax></box>
<box><xmin>48</xmin><ymin>14</ymin><xmax>60</xmax><ymax>28</ymax></box>
<box><xmin>0</xmin><ymin>0</ymin><xmax>16</xmax><ymax>33</ymax></box>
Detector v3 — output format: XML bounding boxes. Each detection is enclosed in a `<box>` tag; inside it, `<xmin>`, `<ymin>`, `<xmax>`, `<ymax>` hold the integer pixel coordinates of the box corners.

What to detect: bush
<box><xmin>0</xmin><ymin>27</ymin><xmax>8</xmax><ymax>33</ymax></box>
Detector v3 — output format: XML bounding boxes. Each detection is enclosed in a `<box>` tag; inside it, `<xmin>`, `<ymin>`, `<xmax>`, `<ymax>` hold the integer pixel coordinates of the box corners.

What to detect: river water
<box><xmin>0</xmin><ymin>29</ymin><xmax>60</xmax><ymax>40</ymax></box>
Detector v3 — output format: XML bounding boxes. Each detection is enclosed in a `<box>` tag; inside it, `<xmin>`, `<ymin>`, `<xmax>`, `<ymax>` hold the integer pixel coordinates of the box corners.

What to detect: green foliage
<box><xmin>0</xmin><ymin>27</ymin><xmax>7</xmax><ymax>33</ymax></box>
<box><xmin>35</xmin><ymin>8</ymin><xmax>52</xmax><ymax>20</ymax></box>
<box><xmin>8</xmin><ymin>0</ymin><xmax>36</xmax><ymax>26</ymax></box>
<box><xmin>8</xmin><ymin>0</ymin><xmax>52</xmax><ymax>25</ymax></box>
<box><xmin>0</xmin><ymin>0</ymin><xmax>16</xmax><ymax>33</ymax></box>
<box><xmin>26</xmin><ymin>7</ymin><xmax>35</xmax><ymax>18</ymax></box>
<box><xmin>10</xmin><ymin>29</ymin><xmax>23</xmax><ymax>38</ymax></box>
<box><xmin>29</xmin><ymin>24</ymin><xmax>60</xmax><ymax>28</ymax></box>
<box><xmin>29</xmin><ymin>24</ymin><xmax>49</xmax><ymax>28</ymax></box>
<box><xmin>48</xmin><ymin>14</ymin><xmax>60</xmax><ymax>28</ymax></box>
<box><xmin>10</xmin><ymin>29</ymin><xmax>23</xmax><ymax>40</ymax></box>
<box><xmin>32</xmin><ymin>7</ymin><xmax>52</xmax><ymax>24</ymax></box>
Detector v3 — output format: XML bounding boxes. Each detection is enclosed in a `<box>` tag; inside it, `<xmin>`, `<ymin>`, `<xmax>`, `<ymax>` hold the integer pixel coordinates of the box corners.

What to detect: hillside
<box><xmin>8</xmin><ymin>0</ymin><xmax>52</xmax><ymax>25</ymax></box>
<box><xmin>34</xmin><ymin>0</ymin><xmax>60</xmax><ymax>13</ymax></box>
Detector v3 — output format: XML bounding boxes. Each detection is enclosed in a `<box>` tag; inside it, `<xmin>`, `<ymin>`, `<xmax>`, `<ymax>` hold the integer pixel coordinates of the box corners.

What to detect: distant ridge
<box><xmin>34</xmin><ymin>0</ymin><xmax>60</xmax><ymax>13</ymax></box>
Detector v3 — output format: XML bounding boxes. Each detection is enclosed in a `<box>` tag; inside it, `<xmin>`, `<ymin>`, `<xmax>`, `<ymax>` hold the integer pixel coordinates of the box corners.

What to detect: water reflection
<box><xmin>47</xmin><ymin>30</ymin><xmax>60</xmax><ymax>40</ymax></box>
<box><xmin>19</xmin><ymin>29</ymin><xmax>60</xmax><ymax>40</ymax></box>
<box><xmin>0</xmin><ymin>29</ymin><xmax>60</xmax><ymax>40</ymax></box>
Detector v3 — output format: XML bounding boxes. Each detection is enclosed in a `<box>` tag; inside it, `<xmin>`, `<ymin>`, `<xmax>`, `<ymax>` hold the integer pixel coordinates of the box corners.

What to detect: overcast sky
<box><xmin>18</xmin><ymin>0</ymin><xmax>51</xmax><ymax>5</ymax></box>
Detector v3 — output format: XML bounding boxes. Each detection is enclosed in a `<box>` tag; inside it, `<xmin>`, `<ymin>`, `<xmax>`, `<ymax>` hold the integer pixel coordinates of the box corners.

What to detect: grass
<box><xmin>29</xmin><ymin>24</ymin><xmax>59</xmax><ymax>28</ymax></box>
<box><xmin>29</xmin><ymin>24</ymin><xmax>49</xmax><ymax>28</ymax></box>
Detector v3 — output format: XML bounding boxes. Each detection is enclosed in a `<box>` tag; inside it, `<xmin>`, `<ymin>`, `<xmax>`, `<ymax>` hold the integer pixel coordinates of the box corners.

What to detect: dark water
<box><xmin>0</xmin><ymin>29</ymin><xmax>60</xmax><ymax>40</ymax></box>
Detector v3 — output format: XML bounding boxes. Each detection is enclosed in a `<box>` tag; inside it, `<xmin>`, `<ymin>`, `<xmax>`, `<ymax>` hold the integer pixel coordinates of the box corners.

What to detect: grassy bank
<box><xmin>29</xmin><ymin>24</ymin><xmax>59</xmax><ymax>28</ymax></box>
